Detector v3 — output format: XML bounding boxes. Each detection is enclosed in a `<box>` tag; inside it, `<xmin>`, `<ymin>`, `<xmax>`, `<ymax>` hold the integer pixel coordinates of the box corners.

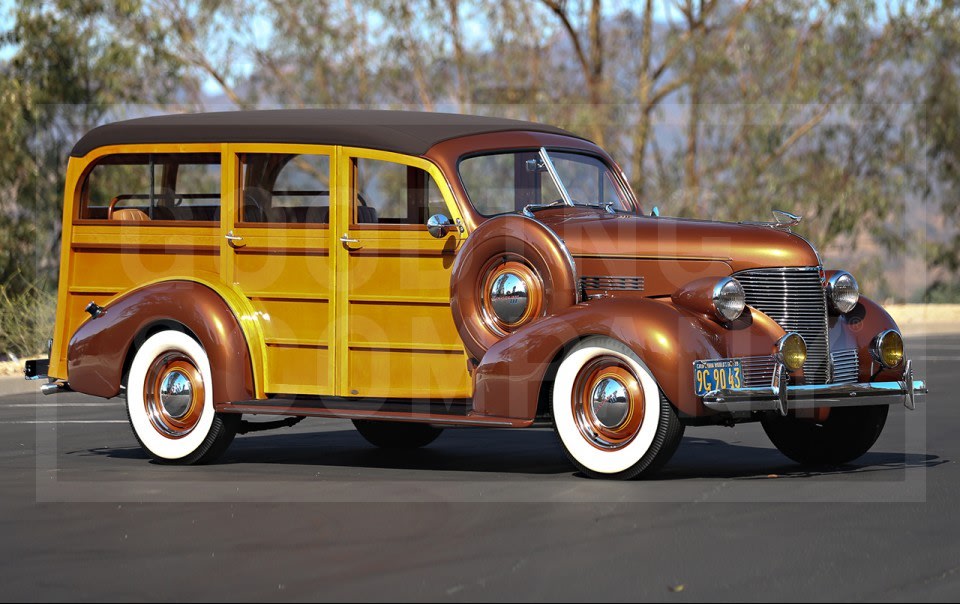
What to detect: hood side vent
<box><xmin>579</xmin><ymin>275</ymin><xmax>645</xmax><ymax>297</ymax></box>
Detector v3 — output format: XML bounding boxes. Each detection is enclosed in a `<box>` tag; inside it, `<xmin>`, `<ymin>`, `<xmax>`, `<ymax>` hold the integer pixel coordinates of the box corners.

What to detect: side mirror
<box><xmin>427</xmin><ymin>214</ymin><xmax>454</xmax><ymax>239</ymax></box>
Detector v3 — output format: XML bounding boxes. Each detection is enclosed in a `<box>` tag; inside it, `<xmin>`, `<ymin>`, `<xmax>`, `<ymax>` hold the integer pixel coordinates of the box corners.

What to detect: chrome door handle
<box><xmin>339</xmin><ymin>234</ymin><xmax>362</xmax><ymax>250</ymax></box>
<box><xmin>224</xmin><ymin>230</ymin><xmax>245</xmax><ymax>247</ymax></box>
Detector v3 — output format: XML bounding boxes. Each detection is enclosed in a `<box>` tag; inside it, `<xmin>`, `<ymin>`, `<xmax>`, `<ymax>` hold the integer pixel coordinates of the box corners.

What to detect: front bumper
<box><xmin>702</xmin><ymin>359</ymin><xmax>927</xmax><ymax>415</ymax></box>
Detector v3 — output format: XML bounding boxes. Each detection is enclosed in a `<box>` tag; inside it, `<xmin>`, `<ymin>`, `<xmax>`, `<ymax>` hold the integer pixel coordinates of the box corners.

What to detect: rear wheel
<box><xmin>761</xmin><ymin>404</ymin><xmax>889</xmax><ymax>467</ymax></box>
<box><xmin>353</xmin><ymin>420</ymin><xmax>443</xmax><ymax>449</ymax></box>
<box><xmin>125</xmin><ymin>330</ymin><xmax>238</xmax><ymax>464</ymax></box>
<box><xmin>552</xmin><ymin>336</ymin><xmax>684</xmax><ymax>480</ymax></box>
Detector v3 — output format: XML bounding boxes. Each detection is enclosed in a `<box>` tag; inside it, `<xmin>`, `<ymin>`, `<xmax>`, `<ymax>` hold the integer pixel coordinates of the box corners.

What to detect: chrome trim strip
<box><xmin>702</xmin><ymin>376</ymin><xmax>928</xmax><ymax>413</ymax></box>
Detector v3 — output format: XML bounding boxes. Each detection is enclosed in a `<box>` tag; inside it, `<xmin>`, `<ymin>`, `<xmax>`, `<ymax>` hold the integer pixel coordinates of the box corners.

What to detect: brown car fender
<box><xmin>67</xmin><ymin>280</ymin><xmax>256</xmax><ymax>402</ymax></box>
<box><xmin>471</xmin><ymin>296</ymin><xmax>789</xmax><ymax>421</ymax></box>
<box><xmin>828</xmin><ymin>294</ymin><xmax>904</xmax><ymax>382</ymax></box>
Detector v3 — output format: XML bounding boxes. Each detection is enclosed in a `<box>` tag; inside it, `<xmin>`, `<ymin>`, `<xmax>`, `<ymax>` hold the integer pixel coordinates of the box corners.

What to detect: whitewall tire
<box><xmin>552</xmin><ymin>336</ymin><xmax>684</xmax><ymax>479</ymax></box>
<box><xmin>125</xmin><ymin>330</ymin><xmax>238</xmax><ymax>464</ymax></box>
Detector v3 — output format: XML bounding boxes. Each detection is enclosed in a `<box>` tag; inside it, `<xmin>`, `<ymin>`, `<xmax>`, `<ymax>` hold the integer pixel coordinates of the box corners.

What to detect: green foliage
<box><xmin>921</xmin><ymin>280</ymin><xmax>960</xmax><ymax>304</ymax></box>
<box><xmin>0</xmin><ymin>0</ymin><xmax>186</xmax><ymax>290</ymax></box>
<box><xmin>917</xmin><ymin>3</ymin><xmax>960</xmax><ymax>298</ymax></box>
<box><xmin>0</xmin><ymin>273</ymin><xmax>56</xmax><ymax>358</ymax></box>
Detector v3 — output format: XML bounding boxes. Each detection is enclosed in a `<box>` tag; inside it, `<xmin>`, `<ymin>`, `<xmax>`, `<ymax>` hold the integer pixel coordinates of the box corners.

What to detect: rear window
<box><xmin>79</xmin><ymin>153</ymin><xmax>220</xmax><ymax>222</ymax></box>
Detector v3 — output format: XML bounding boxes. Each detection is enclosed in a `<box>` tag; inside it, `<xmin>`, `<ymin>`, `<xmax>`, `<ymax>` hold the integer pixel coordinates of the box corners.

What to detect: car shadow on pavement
<box><xmin>84</xmin><ymin>428</ymin><xmax>945</xmax><ymax>480</ymax></box>
<box><xmin>660</xmin><ymin>436</ymin><xmax>945</xmax><ymax>480</ymax></box>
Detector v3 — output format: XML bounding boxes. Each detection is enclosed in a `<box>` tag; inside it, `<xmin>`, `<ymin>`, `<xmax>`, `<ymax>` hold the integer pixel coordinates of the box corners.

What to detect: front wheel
<box><xmin>761</xmin><ymin>405</ymin><xmax>889</xmax><ymax>467</ymax></box>
<box><xmin>125</xmin><ymin>330</ymin><xmax>238</xmax><ymax>464</ymax></box>
<box><xmin>552</xmin><ymin>336</ymin><xmax>684</xmax><ymax>480</ymax></box>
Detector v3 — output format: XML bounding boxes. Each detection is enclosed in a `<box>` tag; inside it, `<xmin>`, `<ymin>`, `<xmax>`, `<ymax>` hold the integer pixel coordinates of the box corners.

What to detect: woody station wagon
<box><xmin>26</xmin><ymin>109</ymin><xmax>927</xmax><ymax>479</ymax></box>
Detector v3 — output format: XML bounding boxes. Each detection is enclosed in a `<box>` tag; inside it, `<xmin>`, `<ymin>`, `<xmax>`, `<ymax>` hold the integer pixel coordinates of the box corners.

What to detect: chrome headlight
<box><xmin>712</xmin><ymin>277</ymin><xmax>746</xmax><ymax>322</ymax></box>
<box><xmin>871</xmin><ymin>329</ymin><xmax>904</xmax><ymax>369</ymax></box>
<box><xmin>827</xmin><ymin>271</ymin><xmax>859</xmax><ymax>314</ymax></box>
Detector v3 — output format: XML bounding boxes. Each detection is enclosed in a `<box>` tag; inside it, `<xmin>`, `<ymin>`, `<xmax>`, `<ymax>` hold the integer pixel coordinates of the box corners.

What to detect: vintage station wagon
<box><xmin>28</xmin><ymin>109</ymin><xmax>926</xmax><ymax>479</ymax></box>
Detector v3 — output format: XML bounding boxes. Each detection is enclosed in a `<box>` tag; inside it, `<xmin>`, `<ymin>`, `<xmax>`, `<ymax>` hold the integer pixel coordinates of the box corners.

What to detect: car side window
<box><xmin>240</xmin><ymin>153</ymin><xmax>331</xmax><ymax>224</ymax></box>
<box><xmin>80</xmin><ymin>153</ymin><xmax>220</xmax><ymax>222</ymax></box>
<box><xmin>353</xmin><ymin>158</ymin><xmax>446</xmax><ymax>226</ymax></box>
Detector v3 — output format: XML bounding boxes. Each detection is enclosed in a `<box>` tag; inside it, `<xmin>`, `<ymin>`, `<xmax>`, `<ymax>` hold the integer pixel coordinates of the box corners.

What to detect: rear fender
<box><xmin>67</xmin><ymin>279</ymin><xmax>260</xmax><ymax>402</ymax></box>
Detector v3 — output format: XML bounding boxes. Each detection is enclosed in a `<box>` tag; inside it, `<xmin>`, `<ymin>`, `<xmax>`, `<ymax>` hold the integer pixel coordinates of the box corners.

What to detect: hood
<box><xmin>535</xmin><ymin>207</ymin><xmax>821</xmax><ymax>272</ymax></box>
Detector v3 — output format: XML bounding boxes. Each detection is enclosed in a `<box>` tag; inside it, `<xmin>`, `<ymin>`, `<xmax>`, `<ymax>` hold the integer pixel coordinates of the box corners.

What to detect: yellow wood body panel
<box><xmin>266</xmin><ymin>345</ymin><xmax>331</xmax><ymax>394</ymax></box>
<box><xmin>348</xmin><ymin>349</ymin><xmax>471</xmax><ymax>399</ymax></box>
<box><xmin>50</xmin><ymin>144</ymin><xmax>224</xmax><ymax>381</ymax></box>
<box><xmin>223</xmin><ymin>143</ymin><xmax>338</xmax><ymax>396</ymax></box>
<box><xmin>334</xmin><ymin>147</ymin><xmax>471</xmax><ymax>398</ymax></box>
<box><xmin>52</xmin><ymin>141</ymin><xmax>473</xmax><ymax>402</ymax></box>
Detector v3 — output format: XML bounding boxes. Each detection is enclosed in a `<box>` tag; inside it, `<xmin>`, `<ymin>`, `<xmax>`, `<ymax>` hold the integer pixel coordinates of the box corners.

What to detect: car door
<box><xmin>222</xmin><ymin>143</ymin><xmax>338</xmax><ymax>395</ymax></box>
<box><xmin>332</xmin><ymin>147</ymin><xmax>472</xmax><ymax>400</ymax></box>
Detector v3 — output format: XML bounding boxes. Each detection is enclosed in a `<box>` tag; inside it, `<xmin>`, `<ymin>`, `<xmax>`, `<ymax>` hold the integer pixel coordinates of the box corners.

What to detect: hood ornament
<box><xmin>740</xmin><ymin>209</ymin><xmax>802</xmax><ymax>232</ymax></box>
<box><xmin>772</xmin><ymin>210</ymin><xmax>802</xmax><ymax>229</ymax></box>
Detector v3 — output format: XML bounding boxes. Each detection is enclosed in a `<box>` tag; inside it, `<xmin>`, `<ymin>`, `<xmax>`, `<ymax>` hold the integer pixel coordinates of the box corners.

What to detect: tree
<box><xmin>917</xmin><ymin>1</ymin><xmax>960</xmax><ymax>300</ymax></box>
<box><xmin>0</xmin><ymin>0</ymin><xmax>185</xmax><ymax>290</ymax></box>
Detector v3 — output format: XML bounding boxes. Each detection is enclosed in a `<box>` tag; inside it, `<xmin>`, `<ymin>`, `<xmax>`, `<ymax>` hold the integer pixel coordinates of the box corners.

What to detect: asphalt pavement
<box><xmin>0</xmin><ymin>335</ymin><xmax>956</xmax><ymax>601</ymax></box>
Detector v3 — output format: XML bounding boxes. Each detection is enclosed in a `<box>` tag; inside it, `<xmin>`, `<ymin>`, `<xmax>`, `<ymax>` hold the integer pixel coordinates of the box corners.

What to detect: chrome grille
<box><xmin>735</xmin><ymin>267</ymin><xmax>831</xmax><ymax>384</ymax></box>
<box><xmin>740</xmin><ymin>355</ymin><xmax>777</xmax><ymax>387</ymax></box>
<box><xmin>830</xmin><ymin>348</ymin><xmax>859</xmax><ymax>384</ymax></box>
<box><xmin>579</xmin><ymin>275</ymin><xmax>644</xmax><ymax>292</ymax></box>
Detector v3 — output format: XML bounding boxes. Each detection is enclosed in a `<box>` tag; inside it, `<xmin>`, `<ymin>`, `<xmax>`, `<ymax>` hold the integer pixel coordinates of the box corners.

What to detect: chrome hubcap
<box><xmin>159</xmin><ymin>370</ymin><xmax>193</xmax><ymax>419</ymax></box>
<box><xmin>590</xmin><ymin>376</ymin><xmax>630</xmax><ymax>429</ymax></box>
<box><xmin>143</xmin><ymin>352</ymin><xmax>205</xmax><ymax>439</ymax></box>
<box><xmin>572</xmin><ymin>356</ymin><xmax>645</xmax><ymax>450</ymax></box>
<box><xmin>489</xmin><ymin>272</ymin><xmax>529</xmax><ymax>325</ymax></box>
<box><xmin>479</xmin><ymin>257</ymin><xmax>543</xmax><ymax>335</ymax></box>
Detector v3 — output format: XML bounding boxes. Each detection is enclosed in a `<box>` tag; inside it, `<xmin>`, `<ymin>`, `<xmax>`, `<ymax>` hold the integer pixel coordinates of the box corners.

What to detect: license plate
<box><xmin>694</xmin><ymin>359</ymin><xmax>743</xmax><ymax>396</ymax></box>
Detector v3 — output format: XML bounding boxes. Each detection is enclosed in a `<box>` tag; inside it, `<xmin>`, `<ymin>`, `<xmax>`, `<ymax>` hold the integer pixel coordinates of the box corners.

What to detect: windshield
<box><xmin>458</xmin><ymin>149</ymin><xmax>633</xmax><ymax>217</ymax></box>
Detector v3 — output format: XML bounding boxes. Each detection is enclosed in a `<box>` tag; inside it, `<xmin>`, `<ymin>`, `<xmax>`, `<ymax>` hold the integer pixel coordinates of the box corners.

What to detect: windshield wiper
<box><xmin>537</xmin><ymin>147</ymin><xmax>574</xmax><ymax>208</ymax></box>
<box><xmin>521</xmin><ymin>199</ymin><xmax>566</xmax><ymax>217</ymax></box>
<box><xmin>519</xmin><ymin>147</ymin><xmax>575</xmax><ymax>218</ymax></box>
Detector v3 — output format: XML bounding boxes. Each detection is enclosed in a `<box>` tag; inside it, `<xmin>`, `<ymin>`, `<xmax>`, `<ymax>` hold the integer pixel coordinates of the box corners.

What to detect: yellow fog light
<box><xmin>776</xmin><ymin>333</ymin><xmax>807</xmax><ymax>371</ymax></box>
<box><xmin>872</xmin><ymin>329</ymin><xmax>904</xmax><ymax>369</ymax></box>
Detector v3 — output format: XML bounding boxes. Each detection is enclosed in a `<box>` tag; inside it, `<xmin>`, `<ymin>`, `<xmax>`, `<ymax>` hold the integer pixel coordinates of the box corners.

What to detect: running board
<box><xmin>219</xmin><ymin>397</ymin><xmax>531</xmax><ymax>428</ymax></box>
